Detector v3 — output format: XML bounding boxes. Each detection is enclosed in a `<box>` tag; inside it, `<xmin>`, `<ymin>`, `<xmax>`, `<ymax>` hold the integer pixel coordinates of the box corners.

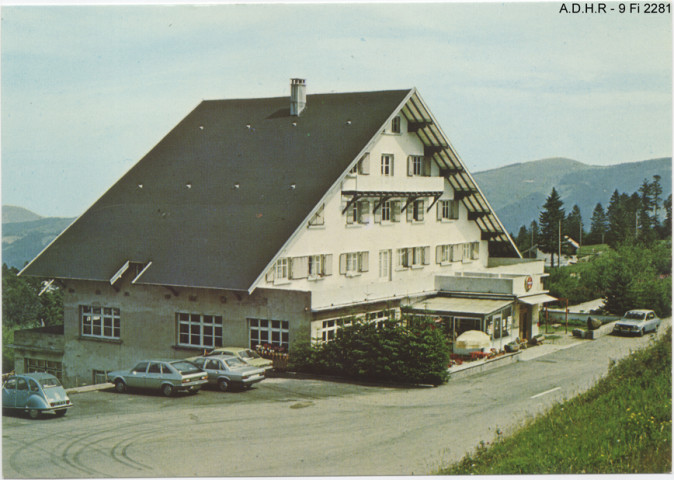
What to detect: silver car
<box><xmin>108</xmin><ymin>359</ymin><xmax>208</xmax><ymax>397</ymax></box>
<box><xmin>191</xmin><ymin>355</ymin><xmax>266</xmax><ymax>391</ymax></box>
<box><xmin>612</xmin><ymin>309</ymin><xmax>661</xmax><ymax>336</ymax></box>
<box><xmin>2</xmin><ymin>373</ymin><xmax>72</xmax><ymax>419</ymax></box>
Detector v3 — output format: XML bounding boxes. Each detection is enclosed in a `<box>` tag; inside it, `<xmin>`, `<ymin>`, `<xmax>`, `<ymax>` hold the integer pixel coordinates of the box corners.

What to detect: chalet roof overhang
<box><xmin>401</xmin><ymin>92</ymin><xmax>521</xmax><ymax>258</ymax></box>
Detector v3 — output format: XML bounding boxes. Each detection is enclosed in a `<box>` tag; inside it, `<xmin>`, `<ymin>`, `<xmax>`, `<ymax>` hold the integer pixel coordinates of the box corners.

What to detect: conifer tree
<box><xmin>538</xmin><ymin>188</ymin><xmax>565</xmax><ymax>267</ymax></box>
<box><xmin>589</xmin><ymin>202</ymin><xmax>607</xmax><ymax>244</ymax></box>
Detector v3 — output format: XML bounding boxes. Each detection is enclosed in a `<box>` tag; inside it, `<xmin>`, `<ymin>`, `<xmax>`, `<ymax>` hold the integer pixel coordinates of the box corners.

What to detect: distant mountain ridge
<box><xmin>473</xmin><ymin>157</ymin><xmax>672</xmax><ymax>233</ymax></box>
<box><xmin>2</xmin><ymin>157</ymin><xmax>671</xmax><ymax>268</ymax></box>
<box><xmin>2</xmin><ymin>205</ymin><xmax>43</xmax><ymax>224</ymax></box>
<box><xmin>2</xmin><ymin>207</ymin><xmax>75</xmax><ymax>269</ymax></box>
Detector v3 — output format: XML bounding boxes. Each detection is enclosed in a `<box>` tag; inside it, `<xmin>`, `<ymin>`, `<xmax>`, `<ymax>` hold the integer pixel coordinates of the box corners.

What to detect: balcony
<box><xmin>341</xmin><ymin>174</ymin><xmax>445</xmax><ymax>194</ymax></box>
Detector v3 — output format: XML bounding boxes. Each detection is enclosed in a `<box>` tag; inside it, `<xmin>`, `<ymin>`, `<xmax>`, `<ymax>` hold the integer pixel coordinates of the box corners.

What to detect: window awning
<box><xmin>409</xmin><ymin>297</ymin><xmax>513</xmax><ymax>316</ymax></box>
<box><xmin>518</xmin><ymin>294</ymin><xmax>558</xmax><ymax>305</ymax></box>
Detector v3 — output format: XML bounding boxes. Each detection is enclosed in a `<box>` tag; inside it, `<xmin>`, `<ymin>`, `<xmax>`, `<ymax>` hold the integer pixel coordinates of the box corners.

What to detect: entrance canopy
<box><xmin>410</xmin><ymin>296</ymin><xmax>513</xmax><ymax>316</ymax></box>
<box><xmin>518</xmin><ymin>294</ymin><xmax>557</xmax><ymax>305</ymax></box>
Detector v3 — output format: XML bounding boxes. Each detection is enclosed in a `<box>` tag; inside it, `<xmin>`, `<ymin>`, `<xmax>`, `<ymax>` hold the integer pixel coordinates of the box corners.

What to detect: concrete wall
<box><xmin>12</xmin><ymin>326</ymin><xmax>65</xmax><ymax>375</ymax></box>
<box><xmin>60</xmin><ymin>279</ymin><xmax>311</xmax><ymax>387</ymax></box>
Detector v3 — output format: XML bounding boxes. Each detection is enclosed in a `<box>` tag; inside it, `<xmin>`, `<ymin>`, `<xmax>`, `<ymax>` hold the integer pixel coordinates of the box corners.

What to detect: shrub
<box><xmin>289</xmin><ymin>316</ymin><xmax>450</xmax><ymax>385</ymax></box>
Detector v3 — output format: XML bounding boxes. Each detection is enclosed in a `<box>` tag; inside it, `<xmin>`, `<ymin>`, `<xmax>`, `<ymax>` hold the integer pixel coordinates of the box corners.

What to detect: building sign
<box><xmin>525</xmin><ymin>276</ymin><xmax>533</xmax><ymax>291</ymax></box>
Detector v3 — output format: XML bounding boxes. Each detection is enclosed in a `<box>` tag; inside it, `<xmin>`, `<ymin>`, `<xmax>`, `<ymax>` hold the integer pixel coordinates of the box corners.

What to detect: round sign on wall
<box><xmin>525</xmin><ymin>276</ymin><xmax>533</xmax><ymax>291</ymax></box>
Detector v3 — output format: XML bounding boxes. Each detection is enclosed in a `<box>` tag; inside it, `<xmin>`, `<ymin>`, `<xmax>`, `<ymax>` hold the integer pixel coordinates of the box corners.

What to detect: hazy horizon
<box><xmin>2</xmin><ymin>2</ymin><xmax>671</xmax><ymax>217</ymax></box>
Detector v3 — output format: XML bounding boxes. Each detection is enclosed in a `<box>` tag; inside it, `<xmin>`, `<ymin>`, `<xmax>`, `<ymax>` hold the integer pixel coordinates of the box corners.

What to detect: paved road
<box><xmin>3</xmin><ymin>323</ymin><xmax>668</xmax><ymax>477</ymax></box>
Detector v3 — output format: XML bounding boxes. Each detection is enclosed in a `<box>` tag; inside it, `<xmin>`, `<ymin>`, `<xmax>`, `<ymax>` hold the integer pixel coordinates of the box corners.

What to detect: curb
<box><xmin>66</xmin><ymin>382</ymin><xmax>114</xmax><ymax>394</ymax></box>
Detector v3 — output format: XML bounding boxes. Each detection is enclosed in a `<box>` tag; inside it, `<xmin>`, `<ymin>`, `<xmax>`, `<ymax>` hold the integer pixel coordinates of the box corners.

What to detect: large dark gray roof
<box><xmin>21</xmin><ymin>89</ymin><xmax>412</xmax><ymax>290</ymax></box>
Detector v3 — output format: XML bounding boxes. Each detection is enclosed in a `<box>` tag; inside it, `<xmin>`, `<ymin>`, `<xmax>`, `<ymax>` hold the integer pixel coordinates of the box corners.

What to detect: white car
<box><xmin>612</xmin><ymin>309</ymin><xmax>661</xmax><ymax>336</ymax></box>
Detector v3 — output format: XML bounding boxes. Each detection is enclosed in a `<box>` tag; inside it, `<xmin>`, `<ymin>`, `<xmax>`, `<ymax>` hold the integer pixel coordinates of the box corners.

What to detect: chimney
<box><xmin>290</xmin><ymin>78</ymin><xmax>306</xmax><ymax>116</ymax></box>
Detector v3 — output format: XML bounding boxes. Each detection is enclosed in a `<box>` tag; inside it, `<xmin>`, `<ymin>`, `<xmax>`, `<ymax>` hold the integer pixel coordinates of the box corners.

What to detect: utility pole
<box><xmin>558</xmin><ymin>219</ymin><xmax>562</xmax><ymax>268</ymax></box>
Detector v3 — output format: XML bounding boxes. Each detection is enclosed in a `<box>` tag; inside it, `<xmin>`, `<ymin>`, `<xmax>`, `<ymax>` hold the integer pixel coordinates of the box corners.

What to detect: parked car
<box><xmin>2</xmin><ymin>372</ymin><xmax>72</xmax><ymax>419</ymax></box>
<box><xmin>108</xmin><ymin>360</ymin><xmax>208</xmax><ymax>397</ymax></box>
<box><xmin>191</xmin><ymin>355</ymin><xmax>266</xmax><ymax>391</ymax></box>
<box><xmin>612</xmin><ymin>309</ymin><xmax>661</xmax><ymax>336</ymax></box>
<box><xmin>204</xmin><ymin>347</ymin><xmax>273</xmax><ymax>372</ymax></box>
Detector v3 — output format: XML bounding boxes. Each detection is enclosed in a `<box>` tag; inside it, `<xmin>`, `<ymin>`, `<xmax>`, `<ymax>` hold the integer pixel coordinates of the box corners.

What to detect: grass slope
<box><xmin>439</xmin><ymin>330</ymin><xmax>672</xmax><ymax>474</ymax></box>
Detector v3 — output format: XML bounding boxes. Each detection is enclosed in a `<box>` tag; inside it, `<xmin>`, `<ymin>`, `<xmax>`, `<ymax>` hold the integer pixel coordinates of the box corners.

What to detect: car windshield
<box><xmin>240</xmin><ymin>349</ymin><xmax>261</xmax><ymax>359</ymax></box>
<box><xmin>624</xmin><ymin>311</ymin><xmax>645</xmax><ymax>320</ymax></box>
<box><xmin>39</xmin><ymin>377</ymin><xmax>62</xmax><ymax>388</ymax></box>
<box><xmin>171</xmin><ymin>361</ymin><xmax>201</xmax><ymax>374</ymax></box>
<box><xmin>225</xmin><ymin>358</ymin><xmax>246</xmax><ymax>367</ymax></box>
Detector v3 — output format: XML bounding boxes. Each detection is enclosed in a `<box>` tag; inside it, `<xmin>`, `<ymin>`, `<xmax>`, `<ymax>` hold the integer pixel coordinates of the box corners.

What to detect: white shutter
<box><xmin>358</xmin><ymin>200</ymin><xmax>370</xmax><ymax>224</ymax></box>
<box><xmin>339</xmin><ymin>254</ymin><xmax>347</xmax><ymax>275</ymax></box>
<box><xmin>423</xmin><ymin>246</ymin><xmax>430</xmax><ymax>265</ymax></box>
<box><xmin>323</xmin><ymin>254</ymin><xmax>333</xmax><ymax>276</ymax></box>
<box><xmin>452</xmin><ymin>200</ymin><xmax>460</xmax><ymax>219</ymax></box>
<box><xmin>472</xmin><ymin>242</ymin><xmax>480</xmax><ymax>260</ymax></box>
<box><xmin>392</xmin><ymin>201</ymin><xmax>401</xmax><ymax>222</ymax></box>
<box><xmin>359</xmin><ymin>153</ymin><xmax>370</xmax><ymax>175</ymax></box>
<box><xmin>452</xmin><ymin>244</ymin><xmax>463</xmax><ymax>262</ymax></box>
<box><xmin>423</xmin><ymin>156</ymin><xmax>432</xmax><ymax>176</ymax></box>
<box><xmin>374</xmin><ymin>204</ymin><xmax>382</xmax><ymax>223</ymax></box>
<box><xmin>436</xmin><ymin>245</ymin><xmax>443</xmax><ymax>264</ymax></box>
<box><xmin>407</xmin><ymin>156</ymin><xmax>414</xmax><ymax>176</ymax></box>
<box><xmin>265</xmin><ymin>268</ymin><xmax>275</xmax><ymax>283</ymax></box>
<box><xmin>359</xmin><ymin>251</ymin><xmax>369</xmax><ymax>272</ymax></box>
<box><xmin>290</xmin><ymin>257</ymin><xmax>309</xmax><ymax>279</ymax></box>
<box><xmin>418</xmin><ymin>200</ymin><xmax>425</xmax><ymax>222</ymax></box>
<box><xmin>406</xmin><ymin>202</ymin><xmax>414</xmax><ymax>222</ymax></box>
<box><xmin>437</xmin><ymin>201</ymin><xmax>443</xmax><ymax>221</ymax></box>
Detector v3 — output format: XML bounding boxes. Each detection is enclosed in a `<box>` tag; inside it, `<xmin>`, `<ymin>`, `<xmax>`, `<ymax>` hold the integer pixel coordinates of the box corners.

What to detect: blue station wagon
<box><xmin>2</xmin><ymin>372</ymin><xmax>72</xmax><ymax>419</ymax></box>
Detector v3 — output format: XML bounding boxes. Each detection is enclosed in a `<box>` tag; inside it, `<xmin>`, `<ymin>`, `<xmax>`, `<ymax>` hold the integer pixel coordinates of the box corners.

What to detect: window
<box><xmin>397</xmin><ymin>248</ymin><xmax>409</xmax><ymax>269</ymax></box>
<box><xmin>463</xmin><ymin>243</ymin><xmax>472</xmax><ymax>262</ymax></box>
<box><xmin>25</xmin><ymin>358</ymin><xmax>63</xmax><ymax>381</ymax></box>
<box><xmin>381</xmin><ymin>201</ymin><xmax>391</xmax><ymax>222</ymax></box>
<box><xmin>436</xmin><ymin>244</ymin><xmax>452</xmax><ymax>264</ymax></box>
<box><xmin>346</xmin><ymin>200</ymin><xmax>369</xmax><ymax>225</ymax></box>
<box><xmin>379</xmin><ymin>249</ymin><xmax>391</xmax><ymax>281</ymax></box>
<box><xmin>308</xmin><ymin>204</ymin><xmax>324</xmax><ymax>227</ymax></box>
<box><xmin>339</xmin><ymin>251</ymin><xmax>369</xmax><ymax>276</ymax></box>
<box><xmin>381</xmin><ymin>154</ymin><xmax>394</xmax><ymax>176</ymax></box>
<box><xmin>407</xmin><ymin>155</ymin><xmax>430</xmax><ymax>176</ymax></box>
<box><xmin>177</xmin><ymin>313</ymin><xmax>223</xmax><ymax>348</ymax></box>
<box><xmin>471</xmin><ymin>241</ymin><xmax>480</xmax><ymax>260</ymax></box>
<box><xmin>397</xmin><ymin>246</ymin><xmax>430</xmax><ymax>269</ymax></box>
<box><xmin>81</xmin><ymin>306</ymin><xmax>120</xmax><ymax>339</ymax></box>
<box><xmin>275</xmin><ymin>258</ymin><xmax>289</xmax><ymax>281</ymax></box>
<box><xmin>249</xmin><ymin>318</ymin><xmax>289</xmax><ymax>351</ymax></box>
<box><xmin>407</xmin><ymin>199</ymin><xmax>425</xmax><ymax>222</ymax></box>
<box><xmin>391</xmin><ymin>116</ymin><xmax>401</xmax><ymax>133</ymax></box>
<box><xmin>438</xmin><ymin>200</ymin><xmax>460</xmax><ymax>220</ymax></box>
<box><xmin>287</xmin><ymin>254</ymin><xmax>333</xmax><ymax>279</ymax></box>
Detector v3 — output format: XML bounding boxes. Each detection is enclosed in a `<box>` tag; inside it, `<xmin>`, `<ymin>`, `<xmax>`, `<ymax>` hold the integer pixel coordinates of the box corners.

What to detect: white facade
<box><xmin>260</xmin><ymin>114</ymin><xmax>487</xmax><ymax>306</ymax></box>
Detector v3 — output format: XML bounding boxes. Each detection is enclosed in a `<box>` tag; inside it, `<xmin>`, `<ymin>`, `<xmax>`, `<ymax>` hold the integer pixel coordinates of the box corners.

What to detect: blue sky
<box><xmin>2</xmin><ymin>2</ymin><xmax>671</xmax><ymax>217</ymax></box>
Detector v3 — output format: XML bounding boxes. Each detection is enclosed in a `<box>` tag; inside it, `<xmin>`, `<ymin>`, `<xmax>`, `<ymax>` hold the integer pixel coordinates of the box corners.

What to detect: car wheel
<box><xmin>28</xmin><ymin>409</ymin><xmax>40</xmax><ymax>419</ymax></box>
<box><xmin>162</xmin><ymin>384</ymin><xmax>174</xmax><ymax>397</ymax></box>
<box><xmin>55</xmin><ymin>409</ymin><xmax>67</xmax><ymax>417</ymax></box>
<box><xmin>114</xmin><ymin>379</ymin><xmax>127</xmax><ymax>393</ymax></box>
<box><xmin>218</xmin><ymin>379</ymin><xmax>229</xmax><ymax>392</ymax></box>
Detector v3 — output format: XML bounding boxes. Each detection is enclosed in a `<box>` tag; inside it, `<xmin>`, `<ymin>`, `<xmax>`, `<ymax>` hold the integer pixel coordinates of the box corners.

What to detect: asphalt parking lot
<box><xmin>3</xmin><ymin>321</ymin><xmax>669</xmax><ymax>477</ymax></box>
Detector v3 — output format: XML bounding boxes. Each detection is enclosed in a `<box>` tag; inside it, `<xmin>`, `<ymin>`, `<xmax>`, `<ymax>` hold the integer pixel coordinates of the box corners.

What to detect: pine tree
<box><xmin>638</xmin><ymin>178</ymin><xmax>657</xmax><ymax>244</ymax></box>
<box><xmin>538</xmin><ymin>188</ymin><xmax>565</xmax><ymax>267</ymax></box>
<box><xmin>564</xmin><ymin>204</ymin><xmax>583</xmax><ymax>247</ymax></box>
<box><xmin>589</xmin><ymin>202</ymin><xmax>607</xmax><ymax>244</ymax></box>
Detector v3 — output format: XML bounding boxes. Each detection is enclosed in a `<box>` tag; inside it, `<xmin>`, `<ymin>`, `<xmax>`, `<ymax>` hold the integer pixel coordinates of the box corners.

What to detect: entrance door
<box><xmin>519</xmin><ymin>306</ymin><xmax>530</xmax><ymax>340</ymax></box>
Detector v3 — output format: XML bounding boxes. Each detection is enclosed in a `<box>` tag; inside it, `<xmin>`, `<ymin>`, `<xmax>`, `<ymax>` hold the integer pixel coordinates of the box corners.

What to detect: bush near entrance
<box><xmin>290</xmin><ymin>317</ymin><xmax>450</xmax><ymax>386</ymax></box>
